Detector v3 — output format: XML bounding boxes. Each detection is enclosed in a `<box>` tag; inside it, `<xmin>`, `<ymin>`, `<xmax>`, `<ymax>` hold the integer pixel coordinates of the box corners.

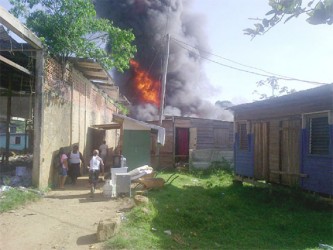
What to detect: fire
<box><xmin>130</xmin><ymin>59</ymin><xmax>160</xmax><ymax>107</ymax></box>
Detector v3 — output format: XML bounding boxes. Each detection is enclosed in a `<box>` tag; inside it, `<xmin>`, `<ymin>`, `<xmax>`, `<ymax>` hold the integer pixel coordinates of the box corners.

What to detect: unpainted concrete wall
<box><xmin>37</xmin><ymin>58</ymin><xmax>119</xmax><ymax>188</ymax></box>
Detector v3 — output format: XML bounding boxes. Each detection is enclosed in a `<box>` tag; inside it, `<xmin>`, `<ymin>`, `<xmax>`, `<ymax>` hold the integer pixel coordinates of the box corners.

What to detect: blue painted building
<box><xmin>230</xmin><ymin>84</ymin><xmax>333</xmax><ymax>196</ymax></box>
<box><xmin>0</xmin><ymin>133</ymin><xmax>29</xmax><ymax>151</ymax></box>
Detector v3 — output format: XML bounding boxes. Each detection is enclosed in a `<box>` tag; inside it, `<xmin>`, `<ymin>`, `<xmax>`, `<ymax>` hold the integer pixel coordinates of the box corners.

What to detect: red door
<box><xmin>175</xmin><ymin>128</ymin><xmax>189</xmax><ymax>163</ymax></box>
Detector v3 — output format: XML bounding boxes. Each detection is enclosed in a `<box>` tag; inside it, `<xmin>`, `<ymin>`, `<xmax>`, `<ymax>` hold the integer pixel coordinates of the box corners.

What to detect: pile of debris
<box><xmin>1</xmin><ymin>153</ymin><xmax>33</xmax><ymax>168</ymax></box>
<box><xmin>0</xmin><ymin>153</ymin><xmax>33</xmax><ymax>187</ymax></box>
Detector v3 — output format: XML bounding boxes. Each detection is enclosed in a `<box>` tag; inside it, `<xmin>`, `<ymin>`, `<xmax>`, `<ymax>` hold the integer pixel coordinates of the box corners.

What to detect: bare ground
<box><xmin>0</xmin><ymin>176</ymin><xmax>134</xmax><ymax>250</ymax></box>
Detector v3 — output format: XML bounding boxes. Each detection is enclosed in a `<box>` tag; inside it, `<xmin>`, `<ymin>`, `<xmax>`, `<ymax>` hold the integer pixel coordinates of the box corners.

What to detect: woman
<box><xmin>58</xmin><ymin>147</ymin><xmax>68</xmax><ymax>189</ymax></box>
<box><xmin>68</xmin><ymin>145</ymin><xmax>84</xmax><ymax>185</ymax></box>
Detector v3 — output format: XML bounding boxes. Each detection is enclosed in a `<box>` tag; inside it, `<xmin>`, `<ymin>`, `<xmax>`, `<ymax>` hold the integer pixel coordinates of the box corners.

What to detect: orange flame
<box><xmin>130</xmin><ymin>59</ymin><xmax>160</xmax><ymax>107</ymax></box>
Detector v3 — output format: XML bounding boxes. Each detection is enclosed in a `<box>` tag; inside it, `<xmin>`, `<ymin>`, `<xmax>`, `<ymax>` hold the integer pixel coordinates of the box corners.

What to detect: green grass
<box><xmin>106</xmin><ymin>169</ymin><xmax>333</xmax><ymax>250</ymax></box>
<box><xmin>0</xmin><ymin>188</ymin><xmax>41</xmax><ymax>213</ymax></box>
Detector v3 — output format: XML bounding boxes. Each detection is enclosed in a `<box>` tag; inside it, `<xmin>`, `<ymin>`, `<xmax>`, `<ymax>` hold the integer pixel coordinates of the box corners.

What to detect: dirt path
<box><xmin>0</xmin><ymin>177</ymin><xmax>134</xmax><ymax>250</ymax></box>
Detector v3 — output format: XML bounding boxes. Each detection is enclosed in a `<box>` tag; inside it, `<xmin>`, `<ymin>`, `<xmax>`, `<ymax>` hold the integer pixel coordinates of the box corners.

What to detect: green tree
<box><xmin>253</xmin><ymin>77</ymin><xmax>296</xmax><ymax>99</ymax></box>
<box><xmin>9</xmin><ymin>0</ymin><xmax>137</xmax><ymax>72</ymax></box>
<box><xmin>244</xmin><ymin>0</ymin><xmax>333</xmax><ymax>39</ymax></box>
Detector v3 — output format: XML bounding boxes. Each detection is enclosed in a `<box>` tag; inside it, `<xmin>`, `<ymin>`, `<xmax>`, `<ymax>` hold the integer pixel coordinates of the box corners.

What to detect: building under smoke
<box><xmin>94</xmin><ymin>0</ymin><xmax>233</xmax><ymax>121</ymax></box>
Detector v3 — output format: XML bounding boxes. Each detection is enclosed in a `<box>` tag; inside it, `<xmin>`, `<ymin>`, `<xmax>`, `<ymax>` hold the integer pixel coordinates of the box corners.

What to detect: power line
<box><xmin>171</xmin><ymin>37</ymin><xmax>329</xmax><ymax>86</ymax></box>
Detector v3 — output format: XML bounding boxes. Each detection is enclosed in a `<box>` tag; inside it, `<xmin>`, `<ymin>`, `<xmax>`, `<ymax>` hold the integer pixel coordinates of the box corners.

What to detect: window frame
<box><xmin>303</xmin><ymin>111</ymin><xmax>331</xmax><ymax>156</ymax></box>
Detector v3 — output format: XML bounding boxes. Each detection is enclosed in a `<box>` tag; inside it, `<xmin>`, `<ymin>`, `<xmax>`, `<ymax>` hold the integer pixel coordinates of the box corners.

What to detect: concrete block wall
<box><xmin>36</xmin><ymin>58</ymin><xmax>119</xmax><ymax>188</ymax></box>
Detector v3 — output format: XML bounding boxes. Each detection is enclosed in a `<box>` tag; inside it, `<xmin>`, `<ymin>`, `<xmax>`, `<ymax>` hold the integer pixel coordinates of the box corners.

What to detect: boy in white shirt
<box><xmin>88</xmin><ymin>149</ymin><xmax>104</xmax><ymax>195</ymax></box>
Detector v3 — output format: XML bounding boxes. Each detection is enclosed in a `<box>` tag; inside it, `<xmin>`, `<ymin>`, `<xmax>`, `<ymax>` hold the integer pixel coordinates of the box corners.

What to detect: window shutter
<box><xmin>309</xmin><ymin>116</ymin><xmax>329</xmax><ymax>155</ymax></box>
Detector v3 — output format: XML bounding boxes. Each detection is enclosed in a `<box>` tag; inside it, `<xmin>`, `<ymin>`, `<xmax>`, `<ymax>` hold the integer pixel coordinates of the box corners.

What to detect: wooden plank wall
<box><xmin>150</xmin><ymin>118</ymin><xmax>234</xmax><ymax>169</ymax></box>
<box><xmin>190</xmin><ymin>118</ymin><xmax>233</xmax><ymax>150</ymax></box>
<box><xmin>253</xmin><ymin>122</ymin><xmax>269</xmax><ymax>180</ymax></box>
<box><xmin>150</xmin><ymin>120</ymin><xmax>174</xmax><ymax>169</ymax></box>
<box><xmin>280</xmin><ymin>119</ymin><xmax>301</xmax><ymax>186</ymax></box>
<box><xmin>254</xmin><ymin>117</ymin><xmax>301</xmax><ymax>186</ymax></box>
<box><xmin>268</xmin><ymin>120</ymin><xmax>280</xmax><ymax>183</ymax></box>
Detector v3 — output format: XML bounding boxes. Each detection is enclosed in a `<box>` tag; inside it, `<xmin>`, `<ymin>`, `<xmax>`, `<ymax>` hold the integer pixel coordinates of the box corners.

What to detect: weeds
<box><xmin>0</xmin><ymin>188</ymin><xmax>41</xmax><ymax>213</ymax></box>
<box><xmin>106</xmin><ymin>170</ymin><xmax>332</xmax><ymax>250</ymax></box>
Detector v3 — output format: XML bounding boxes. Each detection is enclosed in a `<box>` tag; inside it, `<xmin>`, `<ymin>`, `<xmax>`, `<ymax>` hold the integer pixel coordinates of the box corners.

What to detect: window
<box><xmin>15</xmin><ymin>136</ymin><xmax>21</xmax><ymax>145</ymax></box>
<box><xmin>308</xmin><ymin>115</ymin><xmax>329</xmax><ymax>155</ymax></box>
<box><xmin>10</xmin><ymin>136</ymin><xmax>21</xmax><ymax>145</ymax></box>
<box><xmin>238</xmin><ymin>123</ymin><xmax>248</xmax><ymax>150</ymax></box>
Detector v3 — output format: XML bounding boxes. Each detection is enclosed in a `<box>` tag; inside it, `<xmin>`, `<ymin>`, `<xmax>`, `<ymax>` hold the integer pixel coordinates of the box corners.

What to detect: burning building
<box><xmin>94</xmin><ymin>0</ymin><xmax>233</xmax><ymax>121</ymax></box>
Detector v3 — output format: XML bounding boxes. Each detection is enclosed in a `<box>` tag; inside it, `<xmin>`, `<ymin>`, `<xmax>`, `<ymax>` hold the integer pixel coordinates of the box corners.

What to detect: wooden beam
<box><xmin>83</xmin><ymin>71</ymin><xmax>108</xmax><ymax>78</ymax></box>
<box><xmin>233</xmin><ymin>175</ymin><xmax>269</xmax><ymax>188</ymax></box>
<box><xmin>0</xmin><ymin>54</ymin><xmax>32</xmax><ymax>75</ymax></box>
<box><xmin>270</xmin><ymin>170</ymin><xmax>308</xmax><ymax>178</ymax></box>
<box><xmin>0</xmin><ymin>6</ymin><xmax>43</xmax><ymax>49</ymax></box>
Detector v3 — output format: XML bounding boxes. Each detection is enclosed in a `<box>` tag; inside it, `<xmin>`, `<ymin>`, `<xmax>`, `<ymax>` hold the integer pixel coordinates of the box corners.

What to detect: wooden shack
<box><xmin>149</xmin><ymin>116</ymin><xmax>234</xmax><ymax>169</ymax></box>
<box><xmin>92</xmin><ymin>114</ymin><xmax>165</xmax><ymax>171</ymax></box>
<box><xmin>230</xmin><ymin>84</ymin><xmax>333</xmax><ymax>196</ymax></box>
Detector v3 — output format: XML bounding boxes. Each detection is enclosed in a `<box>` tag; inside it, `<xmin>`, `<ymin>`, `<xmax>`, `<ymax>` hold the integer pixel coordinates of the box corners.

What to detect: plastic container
<box><xmin>102</xmin><ymin>180</ymin><xmax>113</xmax><ymax>198</ymax></box>
<box><xmin>111</xmin><ymin>167</ymin><xmax>128</xmax><ymax>185</ymax></box>
<box><xmin>113</xmin><ymin>155</ymin><xmax>127</xmax><ymax>168</ymax></box>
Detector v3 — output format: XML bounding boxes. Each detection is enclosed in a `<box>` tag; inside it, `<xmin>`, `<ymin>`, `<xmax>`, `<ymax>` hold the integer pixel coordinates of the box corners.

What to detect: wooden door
<box><xmin>280</xmin><ymin>119</ymin><xmax>301</xmax><ymax>186</ymax></box>
<box><xmin>175</xmin><ymin>128</ymin><xmax>189</xmax><ymax>163</ymax></box>
<box><xmin>254</xmin><ymin>122</ymin><xmax>269</xmax><ymax>180</ymax></box>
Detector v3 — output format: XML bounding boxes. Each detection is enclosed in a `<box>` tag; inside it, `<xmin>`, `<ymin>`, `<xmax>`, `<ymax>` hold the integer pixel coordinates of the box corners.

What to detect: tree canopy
<box><xmin>244</xmin><ymin>0</ymin><xmax>333</xmax><ymax>39</ymax></box>
<box><xmin>9</xmin><ymin>0</ymin><xmax>137</xmax><ymax>72</ymax></box>
<box><xmin>253</xmin><ymin>77</ymin><xmax>296</xmax><ymax>100</ymax></box>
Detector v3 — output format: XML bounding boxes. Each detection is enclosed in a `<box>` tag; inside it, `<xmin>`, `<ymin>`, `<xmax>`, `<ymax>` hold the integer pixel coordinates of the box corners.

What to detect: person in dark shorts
<box><xmin>68</xmin><ymin>145</ymin><xmax>84</xmax><ymax>185</ymax></box>
<box><xmin>88</xmin><ymin>149</ymin><xmax>104</xmax><ymax>194</ymax></box>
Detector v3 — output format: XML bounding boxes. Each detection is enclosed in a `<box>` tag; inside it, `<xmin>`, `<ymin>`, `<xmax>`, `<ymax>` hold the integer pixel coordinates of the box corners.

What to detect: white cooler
<box><xmin>111</xmin><ymin>167</ymin><xmax>128</xmax><ymax>197</ymax></box>
<box><xmin>115</xmin><ymin>173</ymin><xmax>131</xmax><ymax>197</ymax></box>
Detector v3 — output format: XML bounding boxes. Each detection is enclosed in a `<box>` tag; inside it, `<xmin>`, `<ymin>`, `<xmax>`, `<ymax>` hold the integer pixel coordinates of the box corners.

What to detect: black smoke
<box><xmin>94</xmin><ymin>0</ymin><xmax>233</xmax><ymax>121</ymax></box>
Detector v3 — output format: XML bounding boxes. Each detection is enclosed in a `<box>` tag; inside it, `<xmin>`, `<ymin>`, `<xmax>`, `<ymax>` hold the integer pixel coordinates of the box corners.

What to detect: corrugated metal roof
<box><xmin>229</xmin><ymin>84</ymin><xmax>333</xmax><ymax>112</ymax></box>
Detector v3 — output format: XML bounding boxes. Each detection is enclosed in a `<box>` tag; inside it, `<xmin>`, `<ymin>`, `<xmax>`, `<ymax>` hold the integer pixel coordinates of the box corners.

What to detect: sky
<box><xmin>190</xmin><ymin>0</ymin><xmax>333</xmax><ymax>104</ymax></box>
<box><xmin>1</xmin><ymin>0</ymin><xmax>332</xmax><ymax>105</ymax></box>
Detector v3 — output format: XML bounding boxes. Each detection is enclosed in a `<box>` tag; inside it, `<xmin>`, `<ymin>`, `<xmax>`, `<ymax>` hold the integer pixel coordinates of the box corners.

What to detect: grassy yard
<box><xmin>0</xmin><ymin>187</ymin><xmax>41</xmax><ymax>213</ymax></box>
<box><xmin>106</xmin><ymin>169</ymin><xmax>332</xmax><ymax>250</ymax></box>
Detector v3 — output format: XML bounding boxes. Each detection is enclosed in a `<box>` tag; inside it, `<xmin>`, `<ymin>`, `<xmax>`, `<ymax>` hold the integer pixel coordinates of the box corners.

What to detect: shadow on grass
<box><xmin>110</xmin><ymin>172</ymin><xmax>332</xmax><ymax>250</ymax></box>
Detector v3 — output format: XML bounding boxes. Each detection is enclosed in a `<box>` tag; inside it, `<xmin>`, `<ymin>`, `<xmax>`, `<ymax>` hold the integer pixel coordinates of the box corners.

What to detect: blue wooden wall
<box><xmin>234</xmin><ymin>126</ymin><xmax>332</xmax><ymax>196</ymax></box>
<box><xmin>300</xmin><ymin>125</ymin><xmax>333</xmax><ymax>195</ymax></box>
<box><xmin>234</xmin><ymin>133</ymin><xmax>254</xmax><ymax>178</ymax></box>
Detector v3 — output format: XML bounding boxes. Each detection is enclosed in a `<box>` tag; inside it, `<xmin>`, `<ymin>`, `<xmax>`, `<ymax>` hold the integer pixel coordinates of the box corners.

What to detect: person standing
<box><xmin>68</xmin><ymin>145</ymin><xmax>84</xmax><ymax>185</ymax></box>
<box><xmin>58</xmin><ymin>147</ymin><xmax>68</xmax><ymax>189</ymax></box>
<box><xmin>88</xmin><ymin>149</ymin><xmax>104</xmax><ymax>194</ymax></box>
<box><xmin>99</xmin><ymin>140</ymin><xmax>108</xmax><ymax>165</ymax></box>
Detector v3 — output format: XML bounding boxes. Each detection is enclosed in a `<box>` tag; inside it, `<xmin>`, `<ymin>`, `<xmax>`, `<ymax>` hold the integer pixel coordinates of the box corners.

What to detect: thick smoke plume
<box><xmin>94</xmin><ymin>0</ymin><xmax>233</xmax><ymax>121</ymax></box>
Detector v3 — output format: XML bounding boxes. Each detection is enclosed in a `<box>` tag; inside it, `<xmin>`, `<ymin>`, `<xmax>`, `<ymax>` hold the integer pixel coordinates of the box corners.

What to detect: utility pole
<box><xmin>157</xmin><ymin>34</ymin><xmax>170</xmax><ymax>169</ymax></box>
<box><xmin>159</xmin><ymin>33</ymin><xmax>170</xmax><ymax>126</ymax></box>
